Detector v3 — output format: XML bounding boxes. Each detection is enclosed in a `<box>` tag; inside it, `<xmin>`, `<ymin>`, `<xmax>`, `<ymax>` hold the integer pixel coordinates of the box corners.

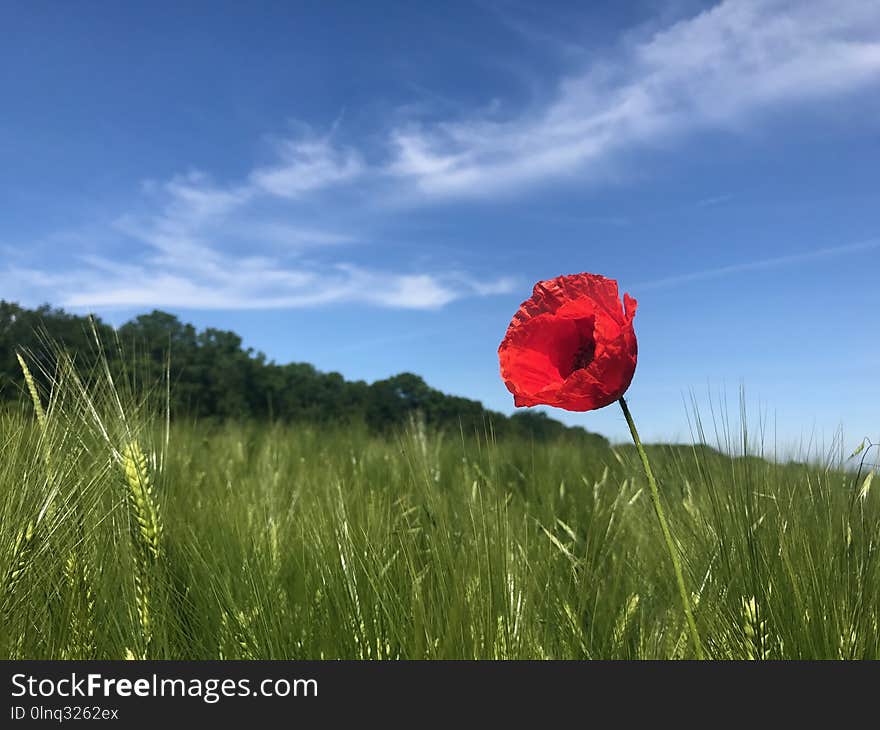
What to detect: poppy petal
<box><xmin>499</xmin><ymin>272</ymin><xmax>637</xmax><ymax>412</ymax></box>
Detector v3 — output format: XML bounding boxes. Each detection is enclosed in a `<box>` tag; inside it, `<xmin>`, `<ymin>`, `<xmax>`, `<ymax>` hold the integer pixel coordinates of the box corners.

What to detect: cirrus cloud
<box><xmin>4</xmin><ymin>0</ymin><xmax>879</xmax><ymax>312</ymax></box>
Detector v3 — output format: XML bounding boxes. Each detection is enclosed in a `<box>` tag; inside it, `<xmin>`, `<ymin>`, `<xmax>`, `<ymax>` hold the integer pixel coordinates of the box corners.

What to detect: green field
<box><xmin>1</xmin><ymin>349</ymin><xmax>876</xmax><ymax>660</ymax></box>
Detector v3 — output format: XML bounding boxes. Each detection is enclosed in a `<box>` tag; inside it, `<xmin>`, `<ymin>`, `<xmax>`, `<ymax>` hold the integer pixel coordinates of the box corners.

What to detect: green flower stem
<box><xmin>619</xmin><ymin>396</ymin><xmax>705</xmax><ymax>659</ymax></box>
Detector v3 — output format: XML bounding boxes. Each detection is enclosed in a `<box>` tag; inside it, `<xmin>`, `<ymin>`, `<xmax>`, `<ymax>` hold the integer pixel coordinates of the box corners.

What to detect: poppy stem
<box><xmin>618</xmin><ymin>396</ymin><xmax>705</xmax><ymax>660</ymax></box>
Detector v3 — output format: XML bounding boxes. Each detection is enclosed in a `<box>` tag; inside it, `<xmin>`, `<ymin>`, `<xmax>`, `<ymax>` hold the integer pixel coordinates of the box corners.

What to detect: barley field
<box><xmin>1</xmin><ymin>346</ymin><xmax>876</xmax><ymax>660</ymax></box>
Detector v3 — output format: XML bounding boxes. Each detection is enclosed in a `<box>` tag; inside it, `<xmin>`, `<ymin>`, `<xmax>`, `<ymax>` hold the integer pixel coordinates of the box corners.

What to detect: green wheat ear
<box><xmin>123</xmin><ymin>441</ymin><xmax>162</xmax><ymax>561</ymax></box>
<box><xmin>61</xmin><ymin>552</ymin><xmax>96</xmax><ymax>660</ymax></box>
<box><xmin>742</xmin><ymin>596</ymin><xmax>766</xmax><ymax>660</ymax></box>
<box><xmin>122</xmin><ymin>440</ymin><xmax>163</xmax><ymax>650</ymax></box>
<box><xmin>16</xmin><ymin>352</ymin><xmax>47</xmax><ymax>432</ymax></box>
<box><xmin>1</xmin><ymin>519</ymin><xmax>36</xmax><ymax>622</ymax></box>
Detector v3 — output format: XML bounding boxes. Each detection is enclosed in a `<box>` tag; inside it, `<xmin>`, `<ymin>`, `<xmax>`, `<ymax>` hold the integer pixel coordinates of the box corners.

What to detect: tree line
<box><xmin>0</xmin><ymin>300</ymin><xmax>609</xmax><ymax>447</ymax></box>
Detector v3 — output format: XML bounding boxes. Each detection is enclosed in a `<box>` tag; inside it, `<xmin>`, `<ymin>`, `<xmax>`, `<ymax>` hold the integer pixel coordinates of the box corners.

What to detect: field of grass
<box><xmin>1</xmin><ymin>348</ymin><xmax>877</xmax><ymax>660</ymax></box>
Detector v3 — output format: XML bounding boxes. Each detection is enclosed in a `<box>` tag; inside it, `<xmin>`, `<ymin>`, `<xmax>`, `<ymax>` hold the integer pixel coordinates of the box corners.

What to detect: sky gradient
<box><xmin>2</xmin><ymin>0</ymin><xmax>879</xmax><ymax>447</ymax></box>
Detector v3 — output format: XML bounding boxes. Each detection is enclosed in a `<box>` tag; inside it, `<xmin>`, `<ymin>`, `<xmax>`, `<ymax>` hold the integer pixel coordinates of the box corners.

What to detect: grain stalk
<box><xmin>61</xmin><ymin>553</ymin><xmax>97</xmax><ymax>659</ymax></box>
<box><xmin>2</xmin><ymin>355</ymin><xmax>49</xmax><ymax>630</ymax></box>
<box><xmin>16</xmin><ymin>352</ymin><xmax>47</xmax><ymax>432</ymax></box>
<box><xmin>15</xmin><ymin>353</ymin><xmax>97</xmax><ymax>658</ymax></box>
<box><xmin>122</xmin><ymin>440</ymin><xmax>163</xmax><ymax>653</ymax></box>
<box><xmin>619</xmin><ymin>396</ymin><xmax>705</xmax><ymax>659</ymax></box>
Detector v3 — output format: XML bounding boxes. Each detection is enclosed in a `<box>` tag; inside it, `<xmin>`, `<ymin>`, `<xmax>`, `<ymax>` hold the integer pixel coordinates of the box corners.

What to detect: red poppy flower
<box><xmin>498</xmin><ymin>273</ymin><xmax>637</xmax><ymax>412</ymax></box>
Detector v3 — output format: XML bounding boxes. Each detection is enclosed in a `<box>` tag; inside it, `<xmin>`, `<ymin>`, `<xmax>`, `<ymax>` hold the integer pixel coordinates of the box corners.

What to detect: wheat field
<box><xmin>0</xmin><ymin>345</ymin><xmax>876</xmax><ymax>660</ymax></box>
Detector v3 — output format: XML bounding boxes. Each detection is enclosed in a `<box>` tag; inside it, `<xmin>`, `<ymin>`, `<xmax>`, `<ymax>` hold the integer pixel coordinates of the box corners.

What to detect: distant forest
<box><xmin>0</xmin><ymin>301</ymin><xmax>609</xmax><ymax>446</ymax></box>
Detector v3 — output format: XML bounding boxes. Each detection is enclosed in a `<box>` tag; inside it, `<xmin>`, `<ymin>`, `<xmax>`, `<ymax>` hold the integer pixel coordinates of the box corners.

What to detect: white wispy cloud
<box><xmin>633</xmin><ymin>237</ymin><xmax>880</xmax><ymax>290</ymax></box>
<box><xmin>2</xmin><ymin>121</ymin><xmax>519</xmax><ymax>311</ymax></box>
<box><xmin>2</xmin><ymin>127</ymin><xmax>515</xmax><ymax>311</ymax></box>
<box><xmin>249</xmin><ymin>136</ymin><xmax>364</xmax><ymax>199</ymax></box>
<box><xmin>5</xmin><ymin>0</ymin><xmax>879</xmax><ymax>312</ymax></box>
<box><xmin>695</xmin><ymin>193</ymin><xmax>735</xmax><ymax>208</ymax></box>
<box><xmin>9</xmin><ymin>259</ymin><xmax>492</xmax><ymax>310</ymax></box>
<box><xmin>0</xmin><ymin>129</ymin><xmax>513</xmax><ymax>309</ymax></box>
<box><xmin>383</xmin><ymin>0</ymin><xmax>880</xmax><ymax>199</ymax></box>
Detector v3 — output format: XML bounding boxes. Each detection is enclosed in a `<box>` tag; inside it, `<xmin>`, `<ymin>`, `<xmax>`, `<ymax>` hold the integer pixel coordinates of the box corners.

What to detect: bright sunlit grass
<box><xmin>0</xmin><ymin>342</ymin><xmax>876</xmax><ymax>660</ymax></box>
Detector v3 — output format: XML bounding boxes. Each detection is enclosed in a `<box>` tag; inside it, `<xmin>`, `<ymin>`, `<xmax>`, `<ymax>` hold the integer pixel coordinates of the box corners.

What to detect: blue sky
<box><xmin>2</xmin><ymin>0</ymin><xmax>879</xmax><ymax>446</ymax></box>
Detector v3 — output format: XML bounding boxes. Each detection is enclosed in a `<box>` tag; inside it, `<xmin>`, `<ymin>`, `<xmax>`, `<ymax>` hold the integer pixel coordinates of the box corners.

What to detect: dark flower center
<box><xmin>570</xmin><ymin>339</ymin><xmax>595</xmax><ymax>373</ymax></box>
